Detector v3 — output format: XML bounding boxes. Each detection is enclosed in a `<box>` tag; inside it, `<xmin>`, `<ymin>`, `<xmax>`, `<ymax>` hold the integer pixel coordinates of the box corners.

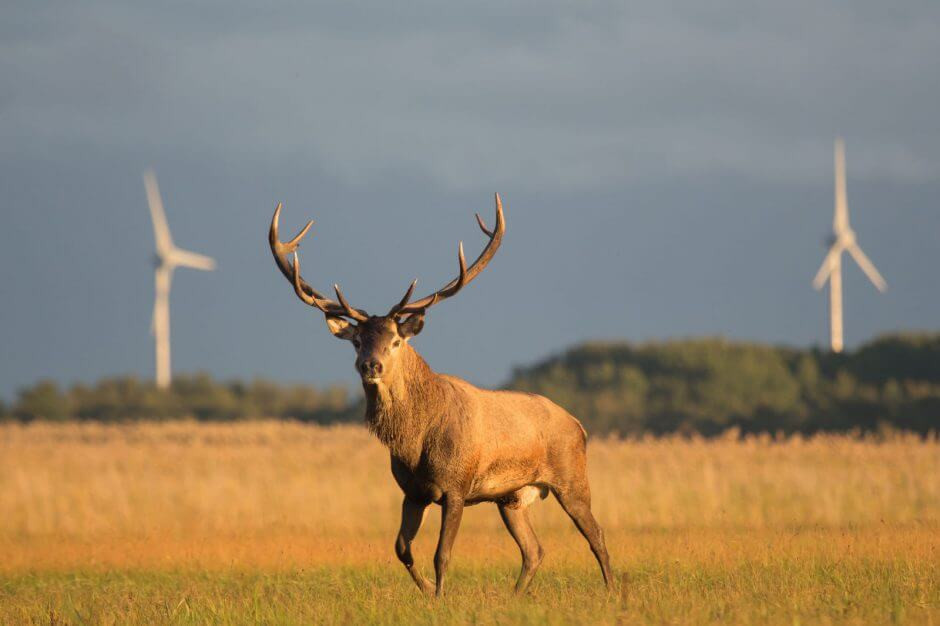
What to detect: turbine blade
<box><xmin>143</xmin><ymin>170</ymin><xmax>173</xmax><ymax>253</ymax></box>
<box><xmin>167</xmin><ymin>247</ymin><xmax>216</xmax><ymax>271</ymax></box>
<box><xmin>847</xmin><ymin>243</ymin><xmax>887</xmax><ymax>292</ymax></box>
<box><xmin>812</xmin><ymin>246</ymin><xmax>841</xmax><ymax>290</ymax></box>
<box><xmin>834</xmin><ymin>138</ymin><xmax>850</xmax><ymax>234</ymax></box>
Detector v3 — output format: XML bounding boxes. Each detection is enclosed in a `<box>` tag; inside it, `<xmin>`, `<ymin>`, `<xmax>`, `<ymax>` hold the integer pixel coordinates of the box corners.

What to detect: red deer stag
<box><xmin>268</xmin><ymin>195</ymin><xmax>611</xmax><ymax>595</ymax></box>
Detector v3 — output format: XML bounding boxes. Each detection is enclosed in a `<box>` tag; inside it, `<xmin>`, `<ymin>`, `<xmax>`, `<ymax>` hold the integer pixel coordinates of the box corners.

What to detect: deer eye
<box><xmin>393</xmin><ymin>339</ymin><xmax>402</xmax><ymax>348</ymax></box>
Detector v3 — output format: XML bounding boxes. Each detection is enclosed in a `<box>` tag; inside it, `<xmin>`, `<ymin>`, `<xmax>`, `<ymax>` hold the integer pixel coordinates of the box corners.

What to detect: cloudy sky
<box><xmin>2</xmin><ymin>2</ymin><xmax>938</xmax><ymax>399</ymax></box>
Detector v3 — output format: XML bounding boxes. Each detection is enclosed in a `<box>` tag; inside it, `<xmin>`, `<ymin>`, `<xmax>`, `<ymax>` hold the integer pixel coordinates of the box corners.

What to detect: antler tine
<box><xmin>432</xmin><ymin>242</ymin><xmax>468</xmax><ymax>299</ymax></box>
<box><xmin>291</xmin><ymin>252</ymin><xmax>331</xmax><ymax>313</ymax></box>
<box><xmin>475</xmin><ymin>214</ymin><xmax>493</xmax><ymax>237</ymax></box>
<box><xmin>271</xmin><ymin>203</ymin><xmax>314</xmax><ymax>255</ymax></box>
<box><xmin>394</xmin><ymin>193</ymin><xmax>504</xmax><ymax>316</ymax></box>
<box><xmin>270</xmin><ymin>204</ymin><xmax>328</xmax><ymax>301</ymax></box>
<box><xmin>474</xmin><ymin>193</ymin><xmax>503</xmax><ymax>238</ymax></box>
<box><xmin>388</xmin><ymin>279</ymin><xmax>418</xmax><ymax>316</ymax></box>
<box><xmin>333</xmin><ymin>284</ymin><xmax>369</xmax><ymax>322</ymax></box>
<box><xmin>451</xmin><ymin>242</ymin><xmax>467</xmax><ymax>293</ymax></box>
<box><xmin>270</xmin><ymin>203</ymin><xmax>370</xmax><ymax>320</ymax></box>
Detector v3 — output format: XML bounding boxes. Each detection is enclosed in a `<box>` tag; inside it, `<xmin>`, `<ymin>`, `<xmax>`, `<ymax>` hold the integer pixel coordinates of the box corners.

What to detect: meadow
<box><xmin>0</xmin><ymin>421</ymin><xmax>937</xmax><ymax>624</ymax></box>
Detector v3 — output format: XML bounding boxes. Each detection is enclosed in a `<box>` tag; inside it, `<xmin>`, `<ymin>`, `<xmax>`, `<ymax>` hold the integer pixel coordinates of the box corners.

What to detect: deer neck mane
<box><xmin>363</xmin><ymin>343</ymin><xmax>446</xmax><ymax>463</ymax></box>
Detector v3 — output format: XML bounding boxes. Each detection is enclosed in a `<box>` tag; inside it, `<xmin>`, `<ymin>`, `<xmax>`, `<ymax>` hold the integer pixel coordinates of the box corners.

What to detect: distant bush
<box><xmin>506</xmin><ymin>333</ymin><xmax>940</xmax><ymax>436</ymax></box>
<box><xmin>12</xmin><ymin>380</ymin><xmax>71</xmax><ymax>422</ymax></box>
<box><xmin>5</xmin><ymin>333</ymin><xmax>939</xmax><ymax>435</ymax></box>
<box><xmin>5</xmin><ymin>373</ymin><xmax>359</xmax><ymax>424</ymax></box>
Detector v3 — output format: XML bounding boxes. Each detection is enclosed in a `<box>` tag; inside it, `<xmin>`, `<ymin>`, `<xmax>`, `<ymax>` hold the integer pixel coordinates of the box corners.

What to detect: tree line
<box><xmin>1</xmin><ymin>373</ymin><xmax>358</xmax><ymax>424</ymax></box>
<box><xmin>508</xmin><ymin>332</ymin><xmax>940</xmax><ymax>435</ymax></box>
<box><xmin>3</xmin><ymin>332</ymin><xmax>938</xmax><ymax>435</ymax></box>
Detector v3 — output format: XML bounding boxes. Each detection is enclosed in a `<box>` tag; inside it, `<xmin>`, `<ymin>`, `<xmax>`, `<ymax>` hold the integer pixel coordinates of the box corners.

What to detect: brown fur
<box><xmin>333</xmin><ymin>316</ymin><xmax>612</xmax><ymax>596</ymax></box>
<box><xmin>268</xmin><ymin>197</ymin><xmax>609</xmax><ymax>595</ymax></box>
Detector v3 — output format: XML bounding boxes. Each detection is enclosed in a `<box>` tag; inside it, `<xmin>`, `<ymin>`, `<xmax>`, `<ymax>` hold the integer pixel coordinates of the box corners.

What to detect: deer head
<box><xmin>269</xmin><ymin>195</ymin><xmax>505</xmax><ymax>384</ymax></box>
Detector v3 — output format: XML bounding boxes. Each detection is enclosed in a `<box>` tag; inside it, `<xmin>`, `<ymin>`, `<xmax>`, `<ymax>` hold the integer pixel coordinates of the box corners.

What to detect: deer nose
<box><xmin>359</xmin><ymin>359</ymin><xmax>383</xmax><ymax>377</ymax></box>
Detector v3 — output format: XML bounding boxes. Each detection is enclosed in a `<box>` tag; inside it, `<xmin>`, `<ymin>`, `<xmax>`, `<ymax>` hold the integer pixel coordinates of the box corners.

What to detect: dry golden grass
<box><xmin>2</xmin><ymin>421</ymin><xmax>938</xmax><ymax>540</ymax></box>
<box><xmin>0</xmin><ymin>421</ymin><xmax>938</xmax><ymax>624</ymax></box>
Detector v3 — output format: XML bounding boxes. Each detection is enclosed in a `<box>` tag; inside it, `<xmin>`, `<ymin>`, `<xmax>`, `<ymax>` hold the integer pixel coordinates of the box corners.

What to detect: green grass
<box><xmin>3</xmin><ymin>424</ymin><xmax>938</xmax><ymax>624</ymax></box>
<box><xmin>3</xmin><ymin>559</ymin><xmax>937</xmax><ymax>625</ymax></box>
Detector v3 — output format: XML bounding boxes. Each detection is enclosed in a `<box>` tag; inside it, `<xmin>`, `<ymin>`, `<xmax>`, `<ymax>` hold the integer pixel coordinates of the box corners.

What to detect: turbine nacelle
<box><xmin>836</xmin><ymin>230</ymin><xmax>856</xmax><ymax>248</ymax></box>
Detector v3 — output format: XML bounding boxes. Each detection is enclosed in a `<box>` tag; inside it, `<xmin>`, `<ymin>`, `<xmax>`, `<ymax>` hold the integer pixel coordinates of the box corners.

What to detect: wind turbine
<box><xmin>812</xmin><ymin>138</ymin><xmax>886</xmax><ymax>353</ymax></box>
<box><xmin>143</xmin><ymin>170</ymin><xmax>216</xmax><ymax>389</ymax></box>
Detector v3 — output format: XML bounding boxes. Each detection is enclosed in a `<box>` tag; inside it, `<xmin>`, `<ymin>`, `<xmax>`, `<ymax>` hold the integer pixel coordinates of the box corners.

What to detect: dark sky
<box><xmin>2</xmin><ymin>3</ymin><xmax>938</xmax><ymax>400</ymax></box>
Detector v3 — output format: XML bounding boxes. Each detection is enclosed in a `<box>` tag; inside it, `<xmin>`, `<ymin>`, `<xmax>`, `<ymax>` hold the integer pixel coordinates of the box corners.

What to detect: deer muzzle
<box><xmin>359</xmin><ymin>358</ymin><xmax>384</xmax><ymax>382</ymax></box>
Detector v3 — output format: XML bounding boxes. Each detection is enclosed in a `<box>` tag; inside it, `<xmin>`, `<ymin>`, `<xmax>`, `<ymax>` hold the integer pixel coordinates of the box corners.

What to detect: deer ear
<box><xmin>398</xmin><ymin>313</ymin><xmax>425</xmax><ymax>338</ymax></box>
<box><xmin>325</xmin><ymin>316</ymin><xmax>357</xmax><ymax>340</ymax></box>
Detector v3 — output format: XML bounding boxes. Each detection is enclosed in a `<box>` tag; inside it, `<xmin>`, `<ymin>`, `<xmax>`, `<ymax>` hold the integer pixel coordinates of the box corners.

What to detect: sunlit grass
<box><xmin>0</xmin><ymin>421</ymin><xmax>938</xmax><ymax>624</ymax></box>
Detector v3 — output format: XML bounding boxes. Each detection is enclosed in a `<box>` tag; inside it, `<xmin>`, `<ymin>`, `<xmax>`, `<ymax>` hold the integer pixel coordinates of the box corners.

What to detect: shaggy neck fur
<box><xmin>363</xmin><ymin>344</ymin><xmax>448</xmax><ymax>465</ymax></box>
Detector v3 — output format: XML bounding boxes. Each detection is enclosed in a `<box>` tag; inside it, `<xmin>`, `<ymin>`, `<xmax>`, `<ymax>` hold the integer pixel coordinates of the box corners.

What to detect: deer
<box><xmin>268</xmin><ymin>194</ymin><xmax>612</xmax><ymax>596</ymax></box>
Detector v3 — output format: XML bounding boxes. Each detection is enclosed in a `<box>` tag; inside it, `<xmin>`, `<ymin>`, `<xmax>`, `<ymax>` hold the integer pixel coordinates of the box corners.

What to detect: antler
<box><xmin>389</xmin><ymin>193</ymin><xmax>505</xmax><ymax>317</ymax></box>
<box><xmin>269</xmin><ymin>204</ymin><xmax>369</xmax><ymax>322</ymax></box>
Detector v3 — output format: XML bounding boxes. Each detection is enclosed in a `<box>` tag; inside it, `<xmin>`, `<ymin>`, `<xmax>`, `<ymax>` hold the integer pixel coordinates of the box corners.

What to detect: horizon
<box><xmin>5</xmin><ymin>329</ymin><xmax>934</xmax><ymax>403</ymax></box>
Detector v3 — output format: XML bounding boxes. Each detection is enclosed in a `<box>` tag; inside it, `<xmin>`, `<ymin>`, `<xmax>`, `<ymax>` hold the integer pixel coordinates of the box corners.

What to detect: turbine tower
<box><xmin>812</xmin><ymin>138</ymin><xmax>886</xmax><ymax>353</ymax></box>
<box><xmin>144</xmin><ymin>170</ymin><xmax>216</xmax><ymax>389</ymax></box>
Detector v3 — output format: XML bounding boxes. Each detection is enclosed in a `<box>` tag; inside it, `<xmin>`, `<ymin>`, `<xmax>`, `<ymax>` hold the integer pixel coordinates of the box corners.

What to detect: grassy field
<box><xmin>0</xmin><ymin>421</ymin><xmax>938</xmax><ymax>624</ymax></box>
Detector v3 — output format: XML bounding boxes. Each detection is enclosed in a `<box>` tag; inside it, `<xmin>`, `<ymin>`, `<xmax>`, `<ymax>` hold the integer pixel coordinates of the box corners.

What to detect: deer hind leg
<box><xmin>553</xmin><ymin>484</ymin><xmax>612</xmax><ymax>589</ymax></box>
<box><xmin>395</xmin><ymin>497</ymin><xmax>435</xmax><ymax>595</ymax></box>
<box><xmin>498</xmin><ymin>486</ymin><xmax>546</xmax><ymax>594</ymax></box>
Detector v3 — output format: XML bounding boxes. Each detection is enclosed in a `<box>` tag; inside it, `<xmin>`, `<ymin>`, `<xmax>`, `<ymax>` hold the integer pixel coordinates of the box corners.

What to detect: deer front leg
<box><xmin>434</xmin><ymin>492</ymin><xmax>465</xmax><ymax>597</ymax></box>
<box><xmin>395</xmin><ymin>497</ymin><xmax>435</xmax><ymax>595</ymax></box>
